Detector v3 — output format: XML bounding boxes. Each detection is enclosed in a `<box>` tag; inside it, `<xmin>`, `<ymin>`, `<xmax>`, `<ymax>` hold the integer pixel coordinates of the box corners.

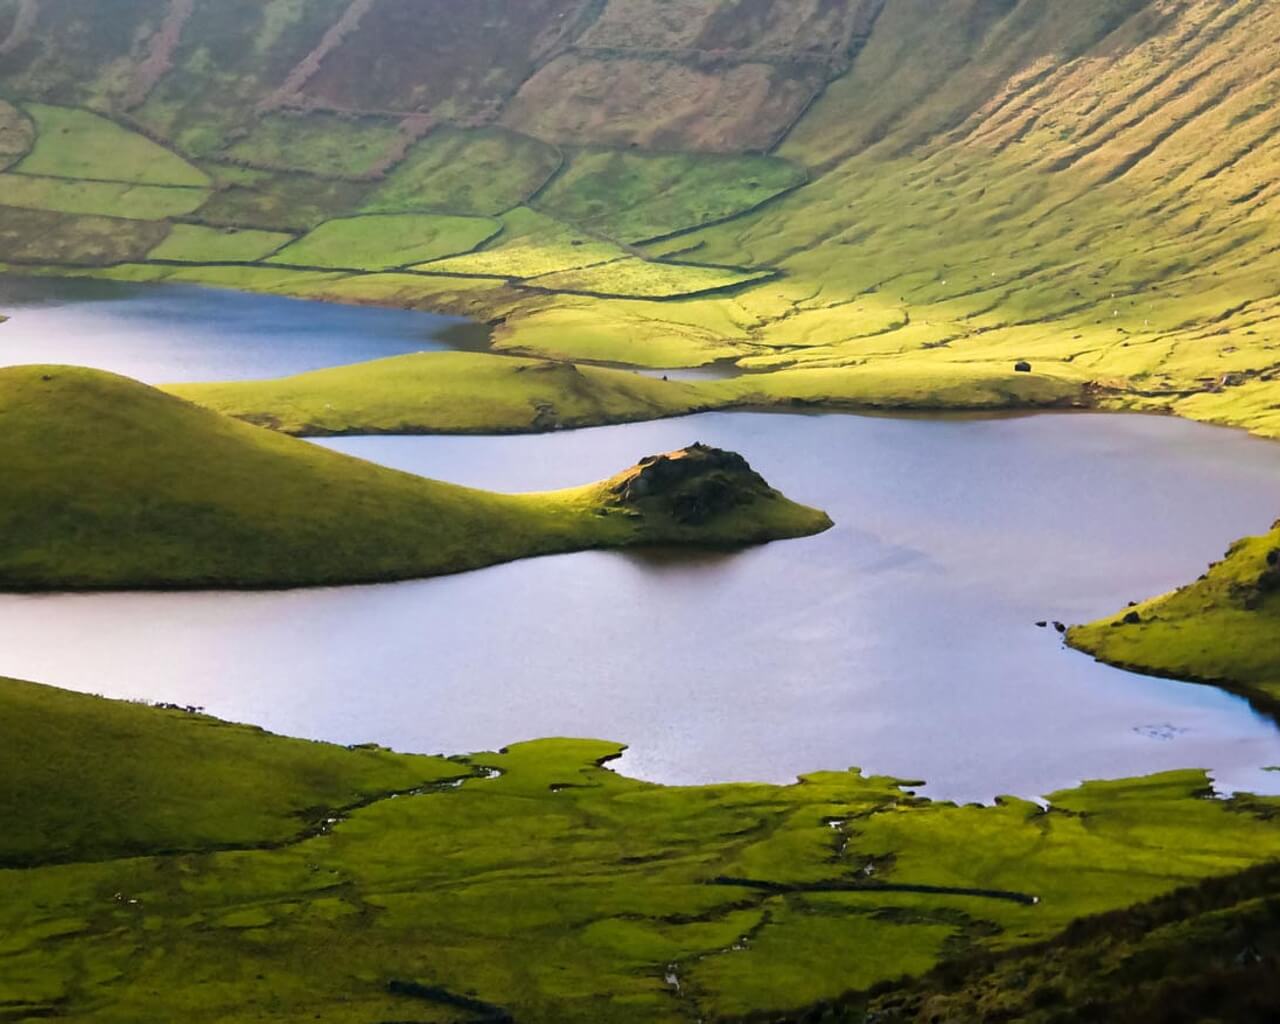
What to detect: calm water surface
<box><xmin>0</xmin><ymin>275</ymin><xmax>484</xmax><ymax>382</ymax></box>
<box><xmin>2</xmin><ymin>278</ymin><xmax>1279</xmax><ymax>801</ymax></box>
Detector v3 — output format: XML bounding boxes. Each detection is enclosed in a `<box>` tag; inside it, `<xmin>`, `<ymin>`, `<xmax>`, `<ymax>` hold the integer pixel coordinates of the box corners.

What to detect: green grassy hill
<box><xmin>167</xmin><ymin>350</ymin><xmax>715</xmax><ymax>434</ymax></box>
<box><xmin>1069</xmin><ymin>518</ymin><xmax>1280</xmax><ymax>717</ymax></box>
<box><xmin>0</xmin><ymin>676</ymin><xmax>466</xmax><ymax>867</ymax></box>
<box><xmin>2</xmin><ymin>676</ymin><xmax>1279</xmax><ymax>1022</ymax></box>
<box><xmin>0</xmin><ymin>364</ymin><xmax>829</xmax><ymax>589</ymax></box>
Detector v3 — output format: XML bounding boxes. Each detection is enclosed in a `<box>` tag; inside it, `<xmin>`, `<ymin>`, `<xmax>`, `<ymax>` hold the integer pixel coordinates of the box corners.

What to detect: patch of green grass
<box><xmin>362</xmin><ymin>127</ymin><xmax>561</xmax><ymax>216</ymax></box>
<box><xmin>0</xmin><ymin>677</ymin><xmax>464</xmax><ymax>868</ymax></box>
<box><xmin>529</xmin><ymin>257</ymin><xmax>772</xmax><ymax>298</ymax></box>
<box><xmin>16</xmin><ymin>103</ymin><xmax>209</xmax><ymax>186</ymax></box>
<box><xmin>0</xmin><ymin>173</ymin><xmax>208</xmax><ymax>219</ymax></box>
<box><xmin>148</xmin><ymin>223</ymin><xmax>294</xmax><ymax>263</ymax></box>
<box><xmin>0</xmin><ymin>365</ymin><xmax>829</xmax><ymax>589</ymax></box>
<box><xmin>169</xmin><ymin>350</ymin><xmax>714</xmax><ymax>434</ymax></box>
<box><xmin>0</xmin><ymin>697</ymin><xmax>1276</xmax><ymax>1022</ymax></box>
<box><xmin>222</xmin><ymin>112</ymin><xmax>404</xmax><ymax>179</ymax></box>
<box><xmin>268</xmin><ymin>213</ymin><xmax>501</xmax><ymax>270</ymax></box>
<box><xmin>538</xmin><ymin>149</ymin><xmax>806</xmax><ymax>243</ymax></box>
<box><xmin>1069</xmin><ymin>518</ymin><xmax>1280</xmax><ymax>712</ymax></box>
<box><xmin>421</xmin><ymin>206</ymin><xmax>629</xmax><ymax>278</ymax></box>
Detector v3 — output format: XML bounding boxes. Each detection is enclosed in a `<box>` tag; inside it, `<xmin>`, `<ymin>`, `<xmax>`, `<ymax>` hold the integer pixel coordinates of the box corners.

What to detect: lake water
<box><xmin>2</xmin><ymin>277</ymin><xmax>1279</xmax><ymax>802</ymax></box>
<box><xmin>0</xmin><ymin>275</ymin><xmax>485</xmax><ymax>382</ymax></box>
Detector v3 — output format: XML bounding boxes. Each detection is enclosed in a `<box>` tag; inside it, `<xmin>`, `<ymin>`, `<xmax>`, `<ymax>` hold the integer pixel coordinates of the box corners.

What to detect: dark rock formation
<box><xmin>610</xmin><ymin>443</ymin><xmax>776</xmax><ymax>525</ymax></box>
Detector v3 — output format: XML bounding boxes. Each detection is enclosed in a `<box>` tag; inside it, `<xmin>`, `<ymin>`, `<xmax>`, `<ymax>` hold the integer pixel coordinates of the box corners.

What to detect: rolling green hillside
<box><xmin>0</xmin><ymin>676</ymin><xmax>466</xmax><ymax>868</ymax></box>
<box><xmin>0</xmin><ymin>364</ymin><xmax>830</xmax><ymax>590</ymax></box>
<box><xmin>2</xmin><ymin>676</ymin><xmax>1279</xmax><ymax>1022</ymax></box>
<box><xmin>1</xmin><ymin>0</ymin><xmax>1279</xmax><ymax>437</ymax></box>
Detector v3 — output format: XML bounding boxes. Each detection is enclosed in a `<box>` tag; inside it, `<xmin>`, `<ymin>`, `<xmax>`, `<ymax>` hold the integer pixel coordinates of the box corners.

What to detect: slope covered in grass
<box><xmin>537</xmin><ymin>149</ymin><xmax>806</xmax><ymax>242</ymax></box>
<box><xmin>0</xmin><ymin>173</ymin><xmax>208</xmax><ymax>219</ymax></box>
<box><xmin>0</xmin><ymin>365</ymin><xmax>829</xmax><ymax>589</ymax></box>
<box><xmin>16</xmin><ymin>103</ymin><xmax>208</xmax><ymax>186</ymax></box>
<box><xmin>148</xmin><ymin>223</ymin><xmax>295</xmax><ymax>262</ymax></box>
<box><xmin>1</xmin><ymin>688</ymin><xmax>1277</xmax><ymax>1022</ymax></box>
<box><xmin>362</xmin><ymin>127</ymin><xmax>562</xmax><ymax>216</ymax></box>
<box><xmin>1069</xmin><ymin>519</ymin><xmax>1280</xmax><ymax>715</ymax></box>
<box><xmin>169</xmin><ymin>351</ymin><xmax>714</xmax><ymax>434</ymax></box>
<box><xmin>420</xmin><ymin>206</ymin><xmax>629</xmax><ymax>278</ymax></box>
<box><xmin>0</xmin><ymin>677</ymin><xmax>464</xmax><ymax>868</ymax></box>
<box><xmin>222</xmin><ymin>112</ymin><xmax>404</xmax><ymax>178</ymax></box>
<box><xmin>268</xmin><ymin>213</ymin><xmax>500</xmax><ymax>270</ymax></box>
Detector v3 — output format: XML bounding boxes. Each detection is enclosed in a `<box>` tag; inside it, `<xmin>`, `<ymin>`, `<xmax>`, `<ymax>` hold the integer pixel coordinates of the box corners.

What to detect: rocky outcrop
<box><xmin>609</xmin><ymin>443</ymin><xmax>778</xmax><ymax>525</ymax></box>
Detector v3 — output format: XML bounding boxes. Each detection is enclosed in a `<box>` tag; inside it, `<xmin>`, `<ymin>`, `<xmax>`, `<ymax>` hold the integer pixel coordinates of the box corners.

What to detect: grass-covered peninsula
<box><xmin>167</xmin><ymin>348</ymin><xmax>1095</xmax><ymax>436</ymax></box>
<box><xmin>2</xmin><ymin>676</ymin><xmax>1278</xmax><ymax>1023</ymax></box>
<box><xmin>1069</xmin><ymin>518</ymin><xmax>1280</xmax><ymax>717</ymax></box>
<box><xmin>0</xmin><ymin>365</ymin><xmax>830</xmax><ymax>590</ymax></box>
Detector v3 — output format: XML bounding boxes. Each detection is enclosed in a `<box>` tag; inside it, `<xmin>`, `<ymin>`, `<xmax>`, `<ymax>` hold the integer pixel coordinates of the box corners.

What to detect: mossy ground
<box><xmin>1</xmin><ymin>679</ymin><xmax>1277</xmax><ymax>1022</ymax></box>
<box><xmin>0</xmin><ymin>364</ymin><xmax>829</xmax><ymax>590</ymax></box>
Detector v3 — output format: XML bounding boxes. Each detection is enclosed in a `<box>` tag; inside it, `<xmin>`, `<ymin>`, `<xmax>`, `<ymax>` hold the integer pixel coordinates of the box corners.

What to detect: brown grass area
<box><xmin>296</xmin><ymin>0</ymin><xmax>594</xmax><ymax>118</ymax></box>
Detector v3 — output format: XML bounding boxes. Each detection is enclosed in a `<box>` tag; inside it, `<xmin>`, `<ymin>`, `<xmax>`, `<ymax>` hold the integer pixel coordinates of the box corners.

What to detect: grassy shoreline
<box><xmin>1069</xmin><ymin>519</ymin><xmax>1280</xmax><ymax>720</ymax></box>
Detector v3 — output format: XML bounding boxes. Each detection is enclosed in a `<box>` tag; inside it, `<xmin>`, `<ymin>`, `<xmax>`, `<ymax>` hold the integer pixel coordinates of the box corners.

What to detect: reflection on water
<box><xmin>0</xmin><ymin>275</ymin><xmax>485</xmax><ymax>383</ymax></box>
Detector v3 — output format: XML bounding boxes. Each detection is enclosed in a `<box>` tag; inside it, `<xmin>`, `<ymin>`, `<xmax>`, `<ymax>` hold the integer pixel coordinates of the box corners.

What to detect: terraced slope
<box><xmin>2</xmin><ymin>677</ymin><xmax>1279</xmax><ymax>1022</ymax></box>
<box><xmin>1</xmin><ymin>0</ymin><xmax>1280</xmax><ymax>436</ymax></box>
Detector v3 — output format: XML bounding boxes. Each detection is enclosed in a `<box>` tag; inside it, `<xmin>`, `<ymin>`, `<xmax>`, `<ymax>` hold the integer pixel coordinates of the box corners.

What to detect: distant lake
<box><xmin>0</xmin><ymin>274</ymin><xmax>487</xmax><ymax>382</ymax></box>
<box><xmin>2</xmin><ymin>277</ymin><xmax>1279</xmax><ymax>802</ymax></box>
